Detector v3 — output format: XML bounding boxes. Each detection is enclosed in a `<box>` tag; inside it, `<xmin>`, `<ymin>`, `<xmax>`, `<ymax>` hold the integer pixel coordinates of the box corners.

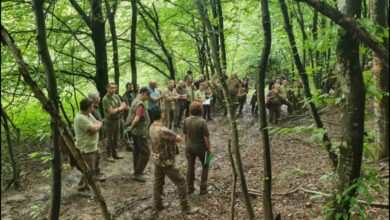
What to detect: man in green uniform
<box><xmin>125</xmin><ymin>87</ymin><xmax>151</xmax><ymax>182</ymax></box>
<box><xmin>161</xmin><ymin>80</ymin><xmax>178</xmax><ymax>129</ymax></box>
<box><xmin>102</xmin><ymin>83</ymin><xmax>127</xmax><ymax>162</ymax></box>
<box><xmin>74</xmin><ymin>98</ymin><xmax>103</xmax><ymax>191</ymax></box>
<box><xmin>122</xmin><ymin>83</ymin><xmax>136</xmax><ymax>151</ymax></box>
<box><xmin>149</xmin><ymin>108</ymin><xmax>199</xmax><ymax>216</ymax></box>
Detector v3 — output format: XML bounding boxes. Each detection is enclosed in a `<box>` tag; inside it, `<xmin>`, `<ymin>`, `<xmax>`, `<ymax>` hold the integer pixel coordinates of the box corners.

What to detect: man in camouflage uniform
<box><xmin>125</xmin><ymin>87</ymin><xmax>151</xmax><ymax>182</ymax></box>
<box><xmin>102</xmin><ymin>83</ymin><xmax>127</xmax><ymax>162</ymax></box>
<box><xmin>225</xmin><ymin>73</ymin><xmax>241</xmax><ymax>116</ymax></box>
<box><xmin>266</xmin><ymin>83</ymin><xmax>283</xmax><ymax>124</ymax></box>
<box><xmin>209</xmin><ymin>73</ymin><xmax>220</xmax><ymax>112</ymax></box>
<box><xmin>149</xmin><ymin>108</ymin><xmax>199</xmax><ymax>216</ymax></box>
<box><xmin>280</xmin><ymin>80</ymin><xmax>294</xmax><ymax>114</ymax></box>
<box><xmin>161</xmin><ymin>80</ymin><xmax>178</xmax><ymax>129</ymax></box>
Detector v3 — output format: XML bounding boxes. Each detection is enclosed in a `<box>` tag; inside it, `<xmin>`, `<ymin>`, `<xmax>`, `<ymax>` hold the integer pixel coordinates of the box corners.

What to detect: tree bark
<box><xmin>1</xmin><ymin>24</ymin><xmax>112</xmax><ymax>220</ymax></box>
<box><xmin>330</xmin><ymin>0</ymin><xmax>366</xmax><ymax>218</ymax></box>
<box><xmin>296</xmin><ymin>0</ymin><xmax>389</xmax><ymax>66</ymax></box>
<box><xmin>69</xmin><ymin>0</ymin><xmax>109</xmax><ymax>98</ymax></box>
<box><xmin>33</xmin><ymin>0</ymin><xmax>61</xmax><ymax>218</ymax></box>
<box><xmin>104</xmin><ymin>0</ymin><xmax>120</xmax><ymax>92</ymax></box>
<box><xmin>371</xmin><ymin>0</ymin><xmax>389</xmax><ymax>159</ymax></box>
<box><xmin>195</xmin><ymin>0</ymin><xmax>255</xmax><ymax>218</ymax></box>
<box><xmin>216</xmin><ymin>0</ymin><xmax>227</xmax><ymax>69</ymax></box>
<box><xmin>279</xmin><ymin>0</ymin><xmax>338</xmax><ymax>169</ymax></box>
<box><xmin>210</xmin><ymin>0</ymin><xmax>220</xmax><ymax>64</ymax></box>
<box><xmin>0</xmin><ymin>107</ymin><xmax>20</xmax><ymax>189</ymax></box>
<box><xmin>258</xmin><ymin>0</ymin><xmax>274</xmax><ymax>218</ymax></box>
<box><xmin>130</xmin><ymin>0</ymin><xmax>138</xmax><ymax>89</ymax></box>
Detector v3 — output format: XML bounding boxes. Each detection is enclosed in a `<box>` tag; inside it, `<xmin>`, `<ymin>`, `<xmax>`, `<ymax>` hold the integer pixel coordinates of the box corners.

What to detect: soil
<box><xmin>1</xmin><ymin>99</ymin><xmax>389</xmax><ymax>220</ymax></box>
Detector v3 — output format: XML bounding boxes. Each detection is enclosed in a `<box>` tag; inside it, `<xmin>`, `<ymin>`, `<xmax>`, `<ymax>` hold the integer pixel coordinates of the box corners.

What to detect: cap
<box><xmin>139</xmin><ymin>86</ymin><xmax>151</xmax><ymax>94</ymax></box>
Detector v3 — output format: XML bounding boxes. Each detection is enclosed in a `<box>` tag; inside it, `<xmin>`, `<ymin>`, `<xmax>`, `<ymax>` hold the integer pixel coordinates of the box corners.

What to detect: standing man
<box><xmin>149</xmin><ymin>108</ymin><xmax>199</xmax><ymax>216</ymax></box>
<box><xmin>125</xmin><ymin>87</ymin><xmax>151</xmax><ymax>182</ymax></box>
<box><xmin>266</xmin><ymin>83</ymin><xmax>283</xmax><ymax>124</ymax></box>
<box><xmin>225</xmin><ymin>73</ymin><xmax>241</xmax><ymax>116</ymax></box>
<box><xmin>88</xmin><ymin>92</ymin><xmax>105</xmax><ymax>180</ymax></box>
<box><xmin>209</xmin><ymin>74</ymin><xmax>220</xmax><ymax>112</ymax></box>
<box><xmin>74</xmin><ymin>98</ymin><xmax>102</xmax><ymax>191</ymax></box>
<box><xmin>238</xmin><ymin>73</ymin><xmax>250</xmax><ymax>115</ymax></box>
<box><xmin>174</xmin><ymin>80</ymin><xmax>188</xmax><ymax>128</ymax></box>
<box><xmin>102</xmin><ymin>83</ymin><xmax>127</xmax><ymax>162</ymax></box>
<box><xmin>185</xmin><ymin>76</ymin><xmax>196</xmax><ymax>118</ymax></box>
<box><xmin>148</xmin><ymin>80</ymin><xmax>162</xmax><ymax>125</ymax></box>
<box><xmin>194</xmin><ymin>73</ymin><xmax>206</xmax><ymax>90</ymax></box>
<box><xmin>122</xmin><ymin>83</ymin><xmax>136</xmax><ymax>151</ymax></box>
<box><xmin>184</xmin><ymin>70</ymin><xmax>193</xmax><ymax>82</ymax></box>
<box><xmin>280</xmin><ymin>80</ymin><xmax>294</xmax><ymax>114</ymax></box>
<box><xmin>162</xmin><ymin>80</ymin><xmax>178</xmax><ymax>129</ymax></box>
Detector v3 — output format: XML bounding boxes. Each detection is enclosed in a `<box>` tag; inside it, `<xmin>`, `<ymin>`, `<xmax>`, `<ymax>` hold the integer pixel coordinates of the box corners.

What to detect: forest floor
<box><xmin>1</xmin><ymin>97</ymin><xmax>389</xmax><ymax>220</ymax></box>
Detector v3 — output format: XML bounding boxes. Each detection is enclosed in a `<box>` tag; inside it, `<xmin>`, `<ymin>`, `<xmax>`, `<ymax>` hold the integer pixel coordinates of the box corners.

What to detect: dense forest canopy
<box><xmin>1</xmin><ymin>0</ymin><xmax>388</xmax><ymax>219</ymax></box>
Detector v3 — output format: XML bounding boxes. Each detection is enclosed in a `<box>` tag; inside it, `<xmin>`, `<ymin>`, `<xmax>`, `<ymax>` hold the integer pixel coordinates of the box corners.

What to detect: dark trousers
<box><xmin>238</xmin><ymin>95</ymin><xmax>247</xmax><ymax>113</ymax></box>
<box><xmin>185</xmin><ymin>101</ymin><xmax>191</xmax><ymax>118</ymax></box>
<box><xmin>105</xmin><ymin>118</ymin><xmax>120</xmax><ymax>158</ymax></box>
<box><xmin>133</xmin><ymin>135</ymin><xmax>150</xmax><ymax>175</ymax></box>
<box><xmin>202</xmin><ymin>104</ymin><xmax>212</xmax><ymax>120</ymax></box>
<box><xmin>185</xmin><ymin>147</ymin><xmax>209</xmax><ymax>193</ymax></box>
<box><xmin>174</xmin><ymin>104</ymin><xmax>186</xmax><ymax>127</ymax></box>
<box><xmin>268</xmin><ymin>105</ymin><xmax>281</xmax><ymax>124</ymax></box>
<box><xmin>79</xmin><ymin>151</ymin><xmax>97</xmax><ymax>189</ymax></box>
<box><xmin>163</xmin><ymin>109</ymin><xmax>174</xmax><ymax>129</ymax></box>
<box><xmin>153</xmin><ymin>165</ymin><xmax>189</xmax><ymax>211</ymax></box>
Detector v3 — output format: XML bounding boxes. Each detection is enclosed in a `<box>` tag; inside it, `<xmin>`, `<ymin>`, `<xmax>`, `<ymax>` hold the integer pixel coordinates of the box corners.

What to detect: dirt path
<box><xmin>1</xmin><ymin>99</ymin><xmax>389</xmax><ymax>219</ymax></box>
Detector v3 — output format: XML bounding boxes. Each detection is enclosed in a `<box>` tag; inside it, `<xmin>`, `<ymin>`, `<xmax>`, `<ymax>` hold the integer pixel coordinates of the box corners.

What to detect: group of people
<box><xmin>72</xmin><ymin>70</ymin><xmax>304</xmax><ymax>216</ymax></box>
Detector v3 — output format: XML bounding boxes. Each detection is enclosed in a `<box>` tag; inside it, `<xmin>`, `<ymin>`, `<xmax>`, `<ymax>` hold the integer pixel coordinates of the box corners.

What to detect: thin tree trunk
<box><xmin>130</xmin><ymin>0</ymin><xmax>137</xmax><ymax>89</ymax></box>
<box><xmin>216</xmin><ymin>0</ymin><xmax>227</xmax><ymax>69</ymax></box>
<box><xmin>195</xmin><ymin>0</ymin><xmax>255</xmax><ymax>218</ymax></box>
<box><xmin>1</xmin><ymin>24</ymin><xmax>112</xmax><ymax>220</ymax></box>
<box><xmin>228</xmin><ymin>139</ymin><xmax>237</xmax><ymax>220</ymax></box>
<box><xmin>279</xmin><ymin>0</ymin><xmax>338</xmax><ymax>169</ymax></box>
<box><xmin>372</xmin><ymin>0</ymin><xmax>389</xmax><ymax>160</ymax></box>
<box><xmin>104</xmin><ymin>0</ymin><xmax>120</xmax><ymax>92</ymax></box>
<box><xmin>330</xmin><ymin>0</ymin><xmax>365</xmax><ymax>218</ymax></box>
<box><xmin>0</xmin><ymin>107</ymin><xmax>20</xmax><ymax>189</ymax></box>
<box><xmin>33</xmin><ymin>1</ymin><xmax>61</xmax><ymax>218</ymax></box>
<box><xmin>312</xmin><ymin>10</ymin><xmax>322</xmax><ymax>90</ymax></box>
<box><xmin>295</xmin><ymin>0</ymin><xmax>389</xmax><ymax>66</ymax></box>
<box><xmin>258</xmin><ymin>0</ymin><xmax>274</xmax><ymax>218</ymax></box>
<box><xmin>210</xmin><ymin>0</ymin><xmax>220</xmax><ymax>63</ymax></box>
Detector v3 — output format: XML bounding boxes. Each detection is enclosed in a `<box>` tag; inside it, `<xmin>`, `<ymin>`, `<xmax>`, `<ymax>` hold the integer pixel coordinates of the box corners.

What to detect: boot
<box><xmin>182</xmin><ymin>206</ymin><xmax>200</xmax><ymax>215</ymax></box>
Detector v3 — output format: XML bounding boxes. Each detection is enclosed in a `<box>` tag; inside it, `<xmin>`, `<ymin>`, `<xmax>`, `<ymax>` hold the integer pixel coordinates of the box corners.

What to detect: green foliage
<box><xmin>269</xmin><ymin>124</ymin><xmax>327</xmax><ymax>143</ymax></box>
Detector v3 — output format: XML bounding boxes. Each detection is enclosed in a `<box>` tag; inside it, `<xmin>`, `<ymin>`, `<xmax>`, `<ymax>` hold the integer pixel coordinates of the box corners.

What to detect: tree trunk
<box><xmin>33</xmin><ymin>1</ymin><xmax>61</xmax><ymax>218</ymax></box>
<box><xmin>371</xmin><ymin>0</ymin><xmax>389</xmax><ymax>160</ymax></box>
<box><xmin>1</xmin><ymin>24</ymin><xmax>112</xmax><ymax>220</ymax></box>
<box><xmin>0</xmin><ymin>107</ymin><xmax>20</xmax><ymax>189</ymax></box>
<box><xmin>330</xmin><ymin>0</ymin><xmax>366</xmax><ymax>218</ymax></box>
<box><xmin>279</xmin><ymin>0</ymin><xmax>338</xmax><ymax>169</ymax></box>
<box><xmin>216</xmin><ymin>0</ymin><xmax>227</xmax><ymax>69</ymax></box>
<box><xmin>91</xmin><ymin>0</ymin><xmax>109</xmax><ymax>97</ymax></box>
<box><xmin>312</xmin><ymin>10</ymin><xmax>323</xmax><ymax>90</ymax></box>
<box><xmin>195</xmin><ymin>0</ymin><xmax>255</xmax><ymax>218</ymax></box>
<box><xmin>258</xmin><ymin>0</ymin><xmax>274</xmax><ymax>218</ymax></box>
<box><xmin>295</xmin><ymin>0</ymin><xmax>389</xmax><ymax>66</ymax></box>
<box><xmin>130</xmin><ymin>0</ymin><xmax>138</xmax><ymax>89</ymax></box>
<box><xmin>104</xmin><ymin>0</ymin><xmax>120</xmax><ymax>92</ymax></box>
<box><xmin>68</xmin><ymin>0</ymin><xmax>109</xmax><ymax>98</ymax></box>
<box><xmin>210</xmin><ymin>0</ymin><xmax>220</xmax><ymax>64</ymax></box>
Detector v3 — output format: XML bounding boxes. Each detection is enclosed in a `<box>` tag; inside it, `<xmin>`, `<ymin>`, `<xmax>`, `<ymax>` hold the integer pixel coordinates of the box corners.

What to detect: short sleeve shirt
<box><xmin>74</xmin><ymin>112</ymin><xmax>98</xmax><ymax>153</ymax></box>
<box><xmin>102</xmin><ymin>94</ymin><xmax>122</xmax><ymax>118</ymax></box>
<box><xmin>148</xmin><ymin>89</ymin><xmax>161</xmax><ymax>109</ymax></box>
<box><xmin>149</xmin><ymin>124</ymin><xmax>177</xmax><ymax>165</ymax></box>
<box><xmin>194</xmin><ymin>90</ymin><xmax>206</xmax><ymax>103</ymax></box>
<box><xmin>183</xmin><ymin>116</ymin><xmax>209</xmax><ymax>150</ymax></box>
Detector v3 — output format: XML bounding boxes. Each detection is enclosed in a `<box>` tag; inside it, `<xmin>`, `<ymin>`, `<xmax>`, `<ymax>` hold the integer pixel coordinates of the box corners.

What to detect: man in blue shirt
<box><xmin>148</xmin><ymin>80</ymin><xmax>162</xmax><ymax>125</ymax></box>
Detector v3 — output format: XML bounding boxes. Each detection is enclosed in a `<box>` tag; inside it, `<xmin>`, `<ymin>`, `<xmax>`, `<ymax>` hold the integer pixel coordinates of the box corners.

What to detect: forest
<box><xmin>1</xmin><ymin>0</ymin><xmax>389</xmax><ymax>219</ymax></box>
